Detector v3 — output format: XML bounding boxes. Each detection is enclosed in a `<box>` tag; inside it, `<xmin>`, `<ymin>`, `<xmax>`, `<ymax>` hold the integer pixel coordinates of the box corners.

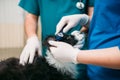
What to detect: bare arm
<box><xmin>77</xmin><ymin>46</ymin><xmax>120</xmax><ymax>69</ymax></box>
<box><xmin>25</xmin><ymin>13</ymin><xmax>39</xmax><ymax>38</ymax></box>
<box><xmin>88</xmin><ymin>7</ymin><xmax>94</xmax><ymax>20</ymax></box>
<box><xmin>19</xmin><ymin>13</ymin><xmax>41</xmax><ymax>65</ymax></box>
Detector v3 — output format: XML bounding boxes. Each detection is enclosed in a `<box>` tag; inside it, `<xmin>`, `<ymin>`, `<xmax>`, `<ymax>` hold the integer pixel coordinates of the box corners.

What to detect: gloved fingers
<box><xmin>55</xmin><ymin>17</ymin><xmax>67</xmax><ymax>34</ymax></box>
<box><xmin>48</xmin><ymin>41</ymin><xmax>60</xmax><ymax>56</ymax></box>
<box><xmin>38</xmin><ymin>48</ymin><xmax>42</xmax><ymax>56</ymax></box>
<box><xmin>48</xmin><ymin>40</ymin><xmax>63</xmax><ymax>47</ymax></box>
<box><xmin>48</xmin><ymin>40</ymin><xmax>57</xmax><ymax>46</ymax></box>
<box><xmin>19</xmin><ymin>53</ymin><xmax>25</xmax><ymax>65</ymax></box>
<box><xmin>19</xmin><ymin>46</ymin><xmax>28</xmax><ymax>65</ymax></box>
<box><xmin>23</xmin><ymin>49</ymin><xmax>30</xmax><ymax>64</ymax></box>
<box><xmin>49</xmin><ymin>40</ymin><xmax>72</xmax><ymax>48</ymax></box>
<box><xmin>19</xmin><ymin>52</ymin><xmax>24</xmax><ymax>65</ymax></box>
<box><xmin>37</xmin><ymin>44</ymin><xmax>42</xmax><ymax>56</ymax></box>
<box><xmin>63</xmin><ymin>23</ymin><xmax>74</xmax><ymax>33</ymax></box>
<box><xmin>73</xmin><ymin>44</ymin><xmax>83</xmax><ymax>49</ymax></box>
<box><xmin>29</xmin><ymin>48</ymin><xmax>36</xmax><ymax>64</ymax></box>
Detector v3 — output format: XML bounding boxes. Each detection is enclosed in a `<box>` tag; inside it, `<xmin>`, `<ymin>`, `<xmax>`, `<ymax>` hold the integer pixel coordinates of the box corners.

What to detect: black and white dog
<box><xmin>0</xmin><ymin>31</ymin><xmax>85</xmax><ymax>80</ymax></box>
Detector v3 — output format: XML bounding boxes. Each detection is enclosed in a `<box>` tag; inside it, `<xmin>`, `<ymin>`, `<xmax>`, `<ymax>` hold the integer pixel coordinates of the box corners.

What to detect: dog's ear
<box><xmin>42</xmin><ymin>35</ymin><xmax>56</xmax><ymax>51</ymax></box>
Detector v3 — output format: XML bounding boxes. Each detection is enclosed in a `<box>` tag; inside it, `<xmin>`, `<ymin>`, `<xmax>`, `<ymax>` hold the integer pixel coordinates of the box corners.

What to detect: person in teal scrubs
<box><xmin>19</xmin><ymin>0</ymin><xmax>94</xmax><ymax>79</ymax></box>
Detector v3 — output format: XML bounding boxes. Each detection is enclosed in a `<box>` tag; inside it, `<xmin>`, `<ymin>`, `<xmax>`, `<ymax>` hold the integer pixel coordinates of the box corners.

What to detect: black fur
<box><xmin>0</xmin><ymin>56</ymin><xmax>75</xmax><ymax>80</ymax></box>
<box><xmin>0</xmin><ymin>34</ymin><xmax>78</xmax><ymax>80</ymax></box>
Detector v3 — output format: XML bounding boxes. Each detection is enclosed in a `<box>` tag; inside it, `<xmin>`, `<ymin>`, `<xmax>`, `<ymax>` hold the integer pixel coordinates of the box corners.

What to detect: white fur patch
<box><xmin>45</xmin><ymin>50</ymin><xmax>78</xmax><ymax>79</ymax></box>
<box><xmin>71</xmin><ymin>30</ymin><xmax>85</xmax><ymax>49</ymax></box>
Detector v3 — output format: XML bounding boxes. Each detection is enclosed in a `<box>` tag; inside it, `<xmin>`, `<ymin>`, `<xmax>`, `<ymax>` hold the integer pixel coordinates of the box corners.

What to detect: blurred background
<box><xmin>0</xmin><ymin>0</ymin><xmax>41</xmax><ymax>60</ymax></box>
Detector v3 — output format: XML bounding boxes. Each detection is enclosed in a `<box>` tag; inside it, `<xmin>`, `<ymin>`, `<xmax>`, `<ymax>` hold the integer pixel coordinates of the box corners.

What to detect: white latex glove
<box><xmin>55</xmin><ymin>14</ymin><xmax>89</xmax><ymax>34</ymax></box>
<box><xmin>49</xmin><ymin>41</ymin><xmax>80</xmax><ymax>63</ymax></box>
<box><xmin>19</xmin><ymin>36</ymin><xmax>42</xmax><ymax>65</ymax></box>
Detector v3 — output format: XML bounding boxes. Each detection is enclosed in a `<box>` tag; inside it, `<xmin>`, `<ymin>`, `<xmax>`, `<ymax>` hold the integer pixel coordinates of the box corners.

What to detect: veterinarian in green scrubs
<box><xmin>19</xmin><ymin>0</ymin><xmax>94</xmax><ymax>79</ymax></box>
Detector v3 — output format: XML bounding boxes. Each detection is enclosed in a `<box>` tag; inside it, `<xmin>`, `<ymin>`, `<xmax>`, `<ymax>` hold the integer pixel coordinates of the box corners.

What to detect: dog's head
<box><xmin>43</xmin><ymin>30</ymin><xmax>85</xmax><ymax>50</ymax></box>
<box><xmin>43</xmin><ymin>30</ymin><xmax>86</xmax><ymax>79</ymax></box>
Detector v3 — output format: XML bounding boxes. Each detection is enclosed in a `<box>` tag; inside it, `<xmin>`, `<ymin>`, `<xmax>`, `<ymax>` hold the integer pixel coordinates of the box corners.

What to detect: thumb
<box><xmin>55</xmin><ymin>19</ymin><xmax>67</xmax><ymax>34</ymax></box>
<box><xmin>48</xmin><ymin>41</ymin><xmax>60</xmax><ymax>47</ymax></box>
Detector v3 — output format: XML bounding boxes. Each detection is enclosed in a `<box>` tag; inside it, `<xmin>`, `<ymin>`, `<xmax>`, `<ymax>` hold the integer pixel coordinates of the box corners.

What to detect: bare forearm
<box><xmin>88</xmin><ymin>7</ymin><xmax>94</xmax><ymax>20</ymax></box>
<box><xmin>25</xmin><ymin>13</ymin><xmax>39</xmax><ymax>38</ymax></box>
<box><xmin>85</xmin><ymin>7</ymin><xmax>93</xmax><ymax>26</ymax></box>
<box><xmin>77</xmin><ymin>46</ymin><xmax>120</xmax><ymax>69</ymax></box>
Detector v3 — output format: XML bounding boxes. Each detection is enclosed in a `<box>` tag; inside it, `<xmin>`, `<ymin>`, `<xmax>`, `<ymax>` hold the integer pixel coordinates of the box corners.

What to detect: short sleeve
<box><xmin>18</xmin><ymin>0</ymin><xmax>40</xmax><ymax>16</ymax></box>
<box><xmin>88</xmin><ymin>0</ymin><xmax>95</xmax><ymax>7</ymax></box>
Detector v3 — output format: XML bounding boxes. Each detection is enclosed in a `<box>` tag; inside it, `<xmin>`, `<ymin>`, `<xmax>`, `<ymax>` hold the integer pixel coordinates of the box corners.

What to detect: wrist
<box><xmin>27</xmin><ymin>34</ymin><xmax>37</xmax><ymax>39</ymax></box>
<box><xmin>27</xmin><ymin>35</ymin><xmax>39</xmax><ymax>43</ymax></box>
<box><xmin>79</xmin><ymin>14</ymin><xmax>89</xmax><ymax>26</ymax></box>
<box><xmin>72</xmin><ymin>49</ymin><xmax>80</xmax><ymax>64</ymax></box>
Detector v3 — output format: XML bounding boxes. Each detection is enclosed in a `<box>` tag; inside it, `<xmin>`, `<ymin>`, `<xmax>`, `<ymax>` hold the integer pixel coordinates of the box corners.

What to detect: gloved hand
<box><xmin>55</xmin><ymin>14</ymin><xmax>89</xmax><ymax>34</ymax></box>
<box><xmin>49</xmin><ymin>41</ymin><xmax>80</xmax><ymax>63</ymax></box>
<box><xmin>19</xmin><ymin>36</ymin><xmax>42</xmax><ymax>65</ymax></box>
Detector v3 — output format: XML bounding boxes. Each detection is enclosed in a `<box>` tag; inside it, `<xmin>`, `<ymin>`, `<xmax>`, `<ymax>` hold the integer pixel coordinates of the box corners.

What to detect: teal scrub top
<box><xmin>19</xmin><ymin>0</ymin><xmax>94</xmax><ymax>40</ymax></box>
<box><xmin>19</xmin><ymin>0</ymin><xmax>94</xmax><ymax>55</ymax></box>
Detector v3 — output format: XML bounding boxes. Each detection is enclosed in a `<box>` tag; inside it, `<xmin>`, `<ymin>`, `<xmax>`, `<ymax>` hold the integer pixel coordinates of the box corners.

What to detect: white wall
<box><xmin>0</xmin><ymin>0</ymin><xmax>25</xmax><ymax>48</ymax></box>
